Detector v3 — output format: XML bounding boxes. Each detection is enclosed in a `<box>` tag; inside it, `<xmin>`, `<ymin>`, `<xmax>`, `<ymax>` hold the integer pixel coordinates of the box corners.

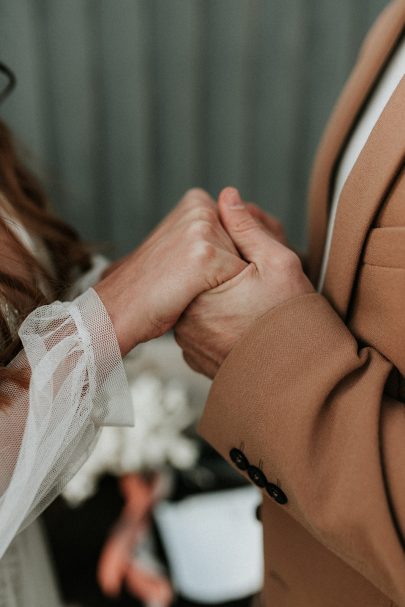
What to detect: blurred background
<box><xmin>0</xmin><ymin>0</ymin><xmax>388</xmax><ymax>256</ymax></box>
<box><xmin>0</xmin><ymin>1</ymin><xmax>390</xmax><ymax>606</ymax></box>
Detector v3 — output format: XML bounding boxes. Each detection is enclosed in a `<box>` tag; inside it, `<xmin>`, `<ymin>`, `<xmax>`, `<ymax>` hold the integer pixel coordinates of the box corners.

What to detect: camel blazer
<box><xmin>198</xmin><ymin>2</ymin><xmax>405</xmax><ymax>606</ymax></box>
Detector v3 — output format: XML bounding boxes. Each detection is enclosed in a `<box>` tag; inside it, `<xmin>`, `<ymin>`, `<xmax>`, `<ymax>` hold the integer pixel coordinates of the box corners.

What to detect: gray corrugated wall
<box><xmin>0</xmin><ymin>0</ymin><xmax>388</xmax><ymax>256</ymax></box>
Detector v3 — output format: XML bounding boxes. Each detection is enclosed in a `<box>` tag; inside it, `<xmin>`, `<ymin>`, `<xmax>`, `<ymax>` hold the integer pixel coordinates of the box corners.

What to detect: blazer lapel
<box><xmin>307</xmin><ymin>0</ymin><xmax>405</xmax><ymax>285</ymax></box>
<box><xmin>322</xmin><ymin>76</ymin><xmax>405</xmax><ymax>319</ymax></box>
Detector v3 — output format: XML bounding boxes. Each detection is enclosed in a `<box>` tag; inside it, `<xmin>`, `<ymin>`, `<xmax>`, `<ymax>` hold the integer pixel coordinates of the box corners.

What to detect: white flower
<box><xmin>63</xmin><ymin>356</ymin><xmax>202</xmax><ymax>506</ymax></box>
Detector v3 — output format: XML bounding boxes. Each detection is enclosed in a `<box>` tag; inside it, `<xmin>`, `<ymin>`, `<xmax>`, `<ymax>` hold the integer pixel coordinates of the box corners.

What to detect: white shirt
<box><xmin>318</xmin><ymin>37</ymin><xmax>405</xmax><ymax>292</ymax></box>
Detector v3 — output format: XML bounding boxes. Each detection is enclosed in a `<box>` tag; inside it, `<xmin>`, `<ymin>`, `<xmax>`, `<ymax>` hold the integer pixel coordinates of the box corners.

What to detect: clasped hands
<box><xmin>96</xmin><ymin>187</ymin><xmax>314</xmax><ymax>374</ymax></box>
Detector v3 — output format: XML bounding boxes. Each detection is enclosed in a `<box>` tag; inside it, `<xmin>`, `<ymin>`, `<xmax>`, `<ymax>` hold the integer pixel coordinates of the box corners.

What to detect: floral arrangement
<box><xmin>63</xmin><ymin>337</ymin><xmax>206</xmax><ymax>506</ymax></box>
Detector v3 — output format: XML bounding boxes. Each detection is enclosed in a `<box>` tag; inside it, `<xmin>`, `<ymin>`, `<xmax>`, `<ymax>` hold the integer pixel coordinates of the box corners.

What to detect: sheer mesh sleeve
<box><xmin>0</xmin><ymin>287</ymin><xmax>133</xmax><ymax>558</ymax></box>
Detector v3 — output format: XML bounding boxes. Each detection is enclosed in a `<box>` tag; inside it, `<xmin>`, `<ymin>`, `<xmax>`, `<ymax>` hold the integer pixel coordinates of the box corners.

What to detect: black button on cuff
<box><xmin>247</xmin><ymin>465</ymin><xmax>267</xmax><ymax>488</ymax></box>
<box><xmin>266</xmin><ymin>482</ymin><xmax>288</xmax><ymax>505</ymax></box>
<box><xmin>229</xmin><ymin>448</ymin><xmax>249</xmax><ymax>471</ymax></box>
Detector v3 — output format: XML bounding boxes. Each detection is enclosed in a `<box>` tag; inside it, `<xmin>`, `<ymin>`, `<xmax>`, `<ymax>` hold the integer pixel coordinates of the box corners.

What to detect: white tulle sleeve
<box><xmin>0</xmin><ymin>287</ymin><xmax>133</xmax><ymax>558</ymax></box>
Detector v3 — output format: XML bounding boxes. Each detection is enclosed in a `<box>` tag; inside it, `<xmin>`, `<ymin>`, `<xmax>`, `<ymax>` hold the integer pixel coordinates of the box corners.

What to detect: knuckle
<box><xmin>187</xmin><ymin>220</ymin><xmax>213</xmax><ymax>241</ymax></box>
<box><xmin>272</xmin><ymin>249</ymin><xmax>301</xmax><ymax>273</ymax></box>
<box><xmin>191</xmin><ymin>240</ymin><xmax>216</xmax><ymax>263</ymax></box>
<box><xmin>183</xmin><ymin>188</ymin><xmax>212</xmax><ymax>206</ymax></box>
<box><xmin>198</xmin><ymin>206</ymin><xmax>217</xmax><ymax>223</ymax></box>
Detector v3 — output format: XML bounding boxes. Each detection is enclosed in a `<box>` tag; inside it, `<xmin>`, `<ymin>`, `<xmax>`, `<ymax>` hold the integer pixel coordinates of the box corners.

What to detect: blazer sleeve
<box><xmin>198</xmin><ymin>291</ymin><xmax>405</xmax><ymax>606</ymax></box>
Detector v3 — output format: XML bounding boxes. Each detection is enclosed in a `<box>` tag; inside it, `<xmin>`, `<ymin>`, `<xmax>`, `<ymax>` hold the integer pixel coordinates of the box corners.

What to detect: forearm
<box><xmin>198</xmin><ymin>292</ymin><xmax>405</xmax><ymax>605</ymax></box>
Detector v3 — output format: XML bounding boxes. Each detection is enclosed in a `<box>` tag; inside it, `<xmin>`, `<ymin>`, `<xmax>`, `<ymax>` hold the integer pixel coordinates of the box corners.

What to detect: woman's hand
<box><xmin>95</xmin><ymin>189</ymin><xmax>247</xmax><ymax>355</ymax></box>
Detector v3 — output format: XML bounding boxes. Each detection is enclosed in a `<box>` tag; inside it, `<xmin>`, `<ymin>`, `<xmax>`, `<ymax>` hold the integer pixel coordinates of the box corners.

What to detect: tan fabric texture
<box><xmin>198</xmin><ymin>1</ymin><xmax>405</xmax><ymax>606</ymax></box>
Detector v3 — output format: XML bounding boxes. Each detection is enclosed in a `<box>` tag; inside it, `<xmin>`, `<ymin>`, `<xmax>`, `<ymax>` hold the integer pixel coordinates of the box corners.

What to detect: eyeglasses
<box><xmin>0</xmin><ymin>63</ymin><xmax>16</xmax><ymax>104</ymax></box>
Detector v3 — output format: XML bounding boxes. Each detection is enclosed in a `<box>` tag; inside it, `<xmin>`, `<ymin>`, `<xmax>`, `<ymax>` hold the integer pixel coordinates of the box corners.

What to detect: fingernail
<box><xmin>224</xmin><ymin>188</ymin><xmax>245</xmax><ymax>209</ymax></box>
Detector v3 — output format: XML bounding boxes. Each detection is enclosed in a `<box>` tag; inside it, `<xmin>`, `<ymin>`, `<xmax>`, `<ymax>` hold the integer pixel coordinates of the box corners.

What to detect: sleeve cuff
<box><xmin>69</xmin><ymin>288</ymin><xmax>134</xmax><ymax>427</ymax></box>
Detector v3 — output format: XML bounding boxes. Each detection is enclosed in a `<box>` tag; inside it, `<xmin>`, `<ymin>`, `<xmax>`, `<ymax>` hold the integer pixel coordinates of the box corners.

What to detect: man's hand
<box><xmin>245</xmin><ymin>202</ymin><xmax>289</xmax><ymax>246</ymax></box>
<box><xmin>246</xmin><ymin>202</ymin><xmax>307</xmax><ymax>267</ymax></box>
<box><xmin>175</xmin><ymin>187</ymin><xmax>314</xmax><ymax>378</ymax></box>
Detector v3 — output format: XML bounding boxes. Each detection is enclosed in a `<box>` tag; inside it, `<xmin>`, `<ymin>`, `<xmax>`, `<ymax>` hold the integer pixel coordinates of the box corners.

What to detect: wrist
<box><xmin>94</xmin><ymin>282</ymin><xmax>138</xmax><ymax>356</ymax></box>
<box><xmin>94</xmin><ymin>256</ymin><xmax>148</xmax><ymax>356</ymax></box>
